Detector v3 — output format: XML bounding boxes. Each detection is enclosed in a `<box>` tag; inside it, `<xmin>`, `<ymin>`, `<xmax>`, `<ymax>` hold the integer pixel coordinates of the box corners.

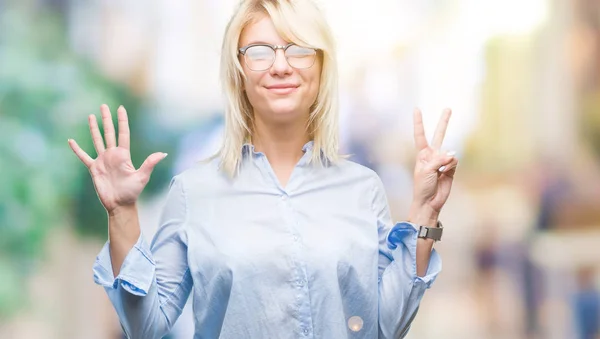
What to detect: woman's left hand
<box><xmin>409</xmin><ymin>108</ymin><xmax>458</xmax><ymax>225</ymax></box>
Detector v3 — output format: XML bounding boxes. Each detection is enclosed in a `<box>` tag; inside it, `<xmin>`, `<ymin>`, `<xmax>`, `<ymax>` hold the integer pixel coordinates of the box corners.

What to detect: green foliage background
<box><xmin>0</xmin><ymin>5</ymin><xmax>175</xmax><ymax>319</ymax></box>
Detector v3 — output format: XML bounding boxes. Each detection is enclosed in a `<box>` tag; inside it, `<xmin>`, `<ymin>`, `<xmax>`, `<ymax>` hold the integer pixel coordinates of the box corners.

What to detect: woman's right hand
<box><xmin>68</xmin><ymin>104</ymin><xmax>168</xmax><ymax>215</ymax></box>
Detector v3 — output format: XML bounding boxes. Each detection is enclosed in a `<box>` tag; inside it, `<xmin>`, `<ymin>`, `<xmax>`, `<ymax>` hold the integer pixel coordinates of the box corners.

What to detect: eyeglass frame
<box><xmin>238</xmin><ymin>42</ymin><xmax>319</xmax><ymax>71</ymax></box>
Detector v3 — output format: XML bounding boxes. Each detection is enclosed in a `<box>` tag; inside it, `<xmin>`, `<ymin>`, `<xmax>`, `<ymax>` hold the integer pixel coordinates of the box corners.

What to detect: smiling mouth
<box><xmin>266</xmin><ymin>86</ymin><xmax>299</xmax><ymax>94</ymax></box>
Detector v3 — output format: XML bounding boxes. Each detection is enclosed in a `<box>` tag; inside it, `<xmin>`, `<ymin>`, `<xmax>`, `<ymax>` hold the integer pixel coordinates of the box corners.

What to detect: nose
<box><xmin>269</xmin><ymin>49</ymin><xmax>292</xmax><ymax>76</ymax></box>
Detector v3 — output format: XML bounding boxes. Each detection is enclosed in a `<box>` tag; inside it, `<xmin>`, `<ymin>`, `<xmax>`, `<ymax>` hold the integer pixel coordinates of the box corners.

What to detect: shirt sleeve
<box><xmin>92</xmin><ymin>175</ymin><xmax>193</xmax><ymax>339</ymax></box>
<box><xmin>371</xmin><ymin>174</ymin><xmax>442</xmax><ymax>339</ymax></box>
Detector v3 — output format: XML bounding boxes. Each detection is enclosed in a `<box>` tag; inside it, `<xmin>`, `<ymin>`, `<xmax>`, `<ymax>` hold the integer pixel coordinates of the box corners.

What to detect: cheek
<box><xmin>242</xmin><ymin>75</ymin><xmax>264</xmax><ymax>101</ymax></box>
<box><xmin>242</xmin><ymin>73</ymin><xmax>255</xmax><ymax>91</ymax></box>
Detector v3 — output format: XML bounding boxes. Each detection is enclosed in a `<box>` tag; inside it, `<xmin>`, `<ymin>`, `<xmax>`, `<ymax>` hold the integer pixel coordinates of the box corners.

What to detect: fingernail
<box><xmin>447</xmin><ymin>151</ymin><xmax>456</xmax><ymax>157</ymax></box>
<box><xmin>163</xmin><ymin>153</ymin><xmax>168</xmax><ymax>158</ymax></box>
<box><xmin>438</xmin><ymin>165</ymin><xmax>446</xmax><ymax>172</ymax></box>
<box><xmin>118</xmin><ymin>105</ymin><xmax>124</xmax><ymax>110</ymax></box>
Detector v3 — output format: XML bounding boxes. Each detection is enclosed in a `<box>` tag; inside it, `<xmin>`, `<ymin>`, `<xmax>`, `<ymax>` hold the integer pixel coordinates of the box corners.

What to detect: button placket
<box><xmin>282</xmin><ymin>196</ymin><xmax>301</xmax><ymax>245</ymax></box>
<box><xmin>280</xmin><ymin>194</ymin><xmax>312</xmax><ymax>336</ymax></box>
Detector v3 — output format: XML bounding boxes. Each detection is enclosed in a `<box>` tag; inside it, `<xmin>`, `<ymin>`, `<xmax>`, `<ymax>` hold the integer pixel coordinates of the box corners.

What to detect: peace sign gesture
<box><xmin>68</xmin><ymin>105</ymin><xmax>168</xmax><ymax>215</ymax></box>
<box><xmin>409</xmin><ymin>108</ymin><xmax>458</xmax><ymax>222</ymax></box>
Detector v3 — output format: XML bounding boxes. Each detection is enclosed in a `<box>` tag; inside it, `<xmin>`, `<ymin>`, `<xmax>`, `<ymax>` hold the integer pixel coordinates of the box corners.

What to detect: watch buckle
<box><xmin>418</xmin><ymin>226</ymin><xmax>428</xmax><ymax>238</ymax></box>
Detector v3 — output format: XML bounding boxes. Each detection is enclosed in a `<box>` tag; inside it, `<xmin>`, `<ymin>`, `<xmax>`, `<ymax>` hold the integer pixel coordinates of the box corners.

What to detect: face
<box><xmin>238</xmin><ymin>15</ymin><xmax>322</xmax><ymax>125</ymax></box>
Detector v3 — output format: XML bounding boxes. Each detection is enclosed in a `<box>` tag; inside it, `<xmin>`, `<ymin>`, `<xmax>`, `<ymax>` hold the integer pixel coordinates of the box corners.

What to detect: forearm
<box><xmin>95</xmin><ymin>203</ymin><xmax>178</xmax><ymax>339</ymax></box>
<box><xmin>108</xmin><ymin>204</ymin><xmax>141</xmax><ymax>278</ymax></box>
<box><xmin>408</xmin><ymin>203</ymin><xmax>438</xmax><ymax>277</ymax></box>
<box><xmin>98</xmin><ymin>241</ymin><xmax>172</xmax><ymax>339</ymax></box>
<box><xmin>378</xmin><ymin>207</ymin><xmax>442</xmax><ymax>339</ymax></box>
<box><xmin>378</xmin><ymin>264</ymin><xmax>425</xmax><ymax>339</ymax></box>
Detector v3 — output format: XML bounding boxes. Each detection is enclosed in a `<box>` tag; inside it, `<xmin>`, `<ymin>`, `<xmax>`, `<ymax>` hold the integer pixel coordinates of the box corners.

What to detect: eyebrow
<box><xmin>241</xmin><ymin>41</ymin><xmax>291</xmax><ymax>46</ymax></box>
<box><xmin>245</xmin><ymin>41</ymin><xmax>272</xmax><ymax>45</ymax></box>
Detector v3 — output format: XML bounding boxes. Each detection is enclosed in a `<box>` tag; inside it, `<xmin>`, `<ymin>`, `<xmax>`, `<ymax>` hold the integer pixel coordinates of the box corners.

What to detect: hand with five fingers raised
<box><xmin>68</xmin><ymin>104</ymin><xmax>168</xmax><ymax>216</ymax></box>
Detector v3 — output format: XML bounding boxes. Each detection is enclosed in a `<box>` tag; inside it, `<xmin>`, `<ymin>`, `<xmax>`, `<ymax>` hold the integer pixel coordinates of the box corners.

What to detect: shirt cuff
<box><xmin>386</xmin><ymin>221</ymin><xmax>442</xmax><ymax>288</ymax></box>
<box><xmin>92</xmin><ymin>233</ymin><xmax>156</xmax><ymax>296</ymax></box>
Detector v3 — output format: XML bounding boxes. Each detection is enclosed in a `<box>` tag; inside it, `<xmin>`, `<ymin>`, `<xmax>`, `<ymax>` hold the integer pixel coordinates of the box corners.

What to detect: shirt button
<box><xmin>303</xmin><ymin>328</ymin><xmax>309</xmax><ymax>335</ymax></box>
<box><xmin>281</xmin><ymin>195</ymin><xmax>287</xmax><ymax>201</ymax></box>
<box><xmin>298</xmin><ymin>279</ymin><xmax>305</xmax><ymax>287</ymax></box>
<box><xmin>293</xmin><ymin>235</ymin><xmax>299</xmax><ymax>241</ymax></box>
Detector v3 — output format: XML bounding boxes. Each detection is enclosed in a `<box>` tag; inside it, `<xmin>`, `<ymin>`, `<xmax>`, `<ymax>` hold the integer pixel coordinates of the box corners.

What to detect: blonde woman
<box><xmin>68</xmin><ymin>0</ymin><xmax>458</xmax><ymax>338</ymax></box>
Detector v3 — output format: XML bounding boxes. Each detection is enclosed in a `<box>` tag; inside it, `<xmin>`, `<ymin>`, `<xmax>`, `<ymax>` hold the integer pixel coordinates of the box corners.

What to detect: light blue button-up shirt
<box><xmin>93</xmin><ymin>141</ymin><xmax>441</xmax><ymax>339</ymax></box>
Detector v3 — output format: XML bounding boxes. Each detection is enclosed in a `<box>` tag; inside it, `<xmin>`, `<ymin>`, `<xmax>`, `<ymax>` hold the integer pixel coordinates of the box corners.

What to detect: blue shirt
<box><xmin>93</xmin><ymin>141</ymin><xmax>442</xmax><ymax>339</ymax></box>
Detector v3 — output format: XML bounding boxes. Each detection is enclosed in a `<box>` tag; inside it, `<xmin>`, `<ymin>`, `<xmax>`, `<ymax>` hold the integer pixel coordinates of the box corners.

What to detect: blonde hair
<box><xmin>216</xmin><ymin>0</ymin><xmax>340</xmax><ymax>176</ymax></box>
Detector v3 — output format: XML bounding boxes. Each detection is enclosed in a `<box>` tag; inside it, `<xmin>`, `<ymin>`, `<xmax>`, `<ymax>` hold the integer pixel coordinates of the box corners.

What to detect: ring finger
<box><xmin>88</xmin><ymin>114</ymin><xmax>105</xmax><ymax>155</ymax></box>
<box><xmin>439</xmin><ymin>157</ymin><xmax>458</xmax><ymax>174</ymax></box>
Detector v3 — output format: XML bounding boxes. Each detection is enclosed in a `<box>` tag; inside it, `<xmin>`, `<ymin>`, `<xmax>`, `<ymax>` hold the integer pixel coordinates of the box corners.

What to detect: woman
<box><xmin>68</xmin><ymin>0</ymin><xmax>458</xmax><ymax>338</ymax></box>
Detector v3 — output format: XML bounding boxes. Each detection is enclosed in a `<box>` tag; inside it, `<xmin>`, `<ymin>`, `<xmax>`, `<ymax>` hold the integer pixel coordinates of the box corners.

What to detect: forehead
<box><xmin>239</xmin><ymin>15</ymin><xmax>288</xmax><ymax>47</ymax></box>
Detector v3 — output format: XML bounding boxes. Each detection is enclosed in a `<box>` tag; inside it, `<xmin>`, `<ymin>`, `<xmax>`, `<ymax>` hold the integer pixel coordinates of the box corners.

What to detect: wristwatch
<box><xmin>417</xmin><ymin>220</ymin><xmax>443</xmax><ymax>241</ymax></box>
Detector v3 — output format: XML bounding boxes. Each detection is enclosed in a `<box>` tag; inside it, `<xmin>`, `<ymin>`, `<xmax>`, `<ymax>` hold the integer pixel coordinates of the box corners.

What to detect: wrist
<box><xmin>107</xmin><ymin>203</ymin><xmax>138</xmax><ymax>218</ymax></box>
<box><xmin>107</xmin><ymin>203</ymin><xmax>140</xmax><ymax>244</ymax></box>
<box><xmin>408</xmin><ymin>202</ymin><xmax>439</xmax><ymax>227</ymax></box>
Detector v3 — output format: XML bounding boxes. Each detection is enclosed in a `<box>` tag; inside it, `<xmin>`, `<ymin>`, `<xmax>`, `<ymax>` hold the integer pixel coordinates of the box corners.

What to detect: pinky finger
<box><xmin>68</xmin><ymin>139</ymin><xmax>94</xmax><ymax>168</ymax></box>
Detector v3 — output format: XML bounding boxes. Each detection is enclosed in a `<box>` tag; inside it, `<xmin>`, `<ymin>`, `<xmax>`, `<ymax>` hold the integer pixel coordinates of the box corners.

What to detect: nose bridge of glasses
<box><xmin>272</xmin><ymin>47</ymin><xmax>290</xmax><ymax>67</ymax></box>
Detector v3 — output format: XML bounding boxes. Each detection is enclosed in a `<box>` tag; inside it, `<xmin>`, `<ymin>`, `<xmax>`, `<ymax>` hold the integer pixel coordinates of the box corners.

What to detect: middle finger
<box><xmin>431</xmin><ymin>108</ymin><xmax>452</xmax><ymax>150</ymax></box>
<box><xmin>100</xmin><ymin>104</ymin><xmax>116</xmax><ymax>148</ymax></box>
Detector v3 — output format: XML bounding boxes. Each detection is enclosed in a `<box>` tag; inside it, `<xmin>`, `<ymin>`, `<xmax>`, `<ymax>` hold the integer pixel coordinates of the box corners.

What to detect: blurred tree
<box><xmin>0</xmin><ymin>4</ymin><xmax>175</xmax><ymax>319</ymax></box>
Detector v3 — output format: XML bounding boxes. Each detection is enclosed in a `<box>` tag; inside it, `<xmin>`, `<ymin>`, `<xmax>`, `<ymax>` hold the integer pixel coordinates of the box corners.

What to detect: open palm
<box><xmin>68</xmin><ymin>104</ymin><xmax>167</xmax><ymax>214</ymax></box>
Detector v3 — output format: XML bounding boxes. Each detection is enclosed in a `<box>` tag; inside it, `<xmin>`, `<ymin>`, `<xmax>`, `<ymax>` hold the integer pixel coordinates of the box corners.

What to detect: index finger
<box><xmin>431</xmin><ymin>108</ymin><xmax>452</xmax><ymax>149</ymax></box>
<box><xmin>413</xmin><ymin>108</ymin><xmax>428</xmax><ymax>150</ymax></box>
<box><xmin>117</xmin><ymin>105</ymin><xmax>130</xmax><ymax>150</ymax></box>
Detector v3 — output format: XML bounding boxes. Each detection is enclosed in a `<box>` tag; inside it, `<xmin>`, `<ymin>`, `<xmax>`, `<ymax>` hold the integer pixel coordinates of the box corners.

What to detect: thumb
<box><xmin>139</xmin><ymin>152</ymin><xmax>168</xmax><ymax>177</ymax></box>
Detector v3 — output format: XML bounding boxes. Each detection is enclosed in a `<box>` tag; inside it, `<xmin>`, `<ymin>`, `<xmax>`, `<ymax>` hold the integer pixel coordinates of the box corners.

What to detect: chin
<box><xmin>268</xmin><ymin>101</ymin><xmax>304</xmax><ymax>120</ymax></box>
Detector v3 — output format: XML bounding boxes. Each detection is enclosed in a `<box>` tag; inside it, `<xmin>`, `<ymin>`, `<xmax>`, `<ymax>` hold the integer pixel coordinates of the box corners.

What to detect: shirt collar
<box><xmin>241</xmin><ymin>140</ymin><xmax>314</xmax><ymax>157</ymax></box>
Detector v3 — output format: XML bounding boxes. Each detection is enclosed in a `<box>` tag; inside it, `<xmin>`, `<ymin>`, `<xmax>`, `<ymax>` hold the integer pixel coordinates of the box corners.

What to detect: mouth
<box><xmin>265</xmin><ymin>84</ymin><xmax>299</xmax><ymax>95</ymax></box>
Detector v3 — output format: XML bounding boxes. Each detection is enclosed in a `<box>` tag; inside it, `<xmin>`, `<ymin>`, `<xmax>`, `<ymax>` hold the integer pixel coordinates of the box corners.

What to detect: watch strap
<box><xmin>417</xmin><ymin>220</ymin><xmax>443</xmax><ymax>241</ymax></box>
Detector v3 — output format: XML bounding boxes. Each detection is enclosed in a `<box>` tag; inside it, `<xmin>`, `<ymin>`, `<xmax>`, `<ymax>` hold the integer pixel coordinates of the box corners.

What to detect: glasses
<box><xmin>238</xmin><ymin>43</ymin><xmax>317</xmax><ymax>71</ymax></box>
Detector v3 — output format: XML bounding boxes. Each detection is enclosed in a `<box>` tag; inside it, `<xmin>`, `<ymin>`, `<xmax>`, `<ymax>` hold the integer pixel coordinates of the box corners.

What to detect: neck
<box><xmin>252</xmin><ymin>117</ymin><xmax>310</xmax><ymax>167</ymax></box>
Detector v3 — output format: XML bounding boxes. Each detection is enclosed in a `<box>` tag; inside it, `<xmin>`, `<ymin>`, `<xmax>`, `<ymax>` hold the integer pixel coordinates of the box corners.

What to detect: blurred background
<box><xmin>1</xmin><ymin>0</ymin><xmax>599</xmax><ymax>338</ymax></box>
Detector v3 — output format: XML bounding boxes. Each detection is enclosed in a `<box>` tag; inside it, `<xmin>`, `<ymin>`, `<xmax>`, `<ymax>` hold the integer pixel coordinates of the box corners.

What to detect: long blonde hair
<box><xmin>216</xmin><ymin>0</ymin><xmax>340</xmax><ymax>176</ymax></box>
